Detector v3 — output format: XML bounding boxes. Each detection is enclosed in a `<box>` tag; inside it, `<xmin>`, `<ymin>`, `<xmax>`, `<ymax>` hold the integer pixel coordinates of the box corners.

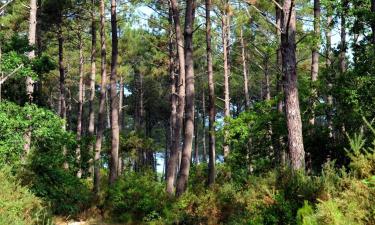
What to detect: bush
<box><xmin>107</xmin><ymin>171</ymin><xmax>168</xmax><ymax>223</ymax></box>
<box><xmin>20</xmin><ymin>166</ymin><xmax>92</xmax><ymax>216</ymax></box>
<box><xmin>0</xmin><ymin>167</ymin><xmax>52</xmax><ymax>225</ymax></box>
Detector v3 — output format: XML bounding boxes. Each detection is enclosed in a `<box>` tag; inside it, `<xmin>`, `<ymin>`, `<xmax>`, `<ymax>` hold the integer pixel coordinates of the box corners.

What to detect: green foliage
<box><xmin>20</xmin><ymin>166</ymin><xmax>92</xmax><ymax>216</ymax></box>
<box><xmin>223</xmin><ymin>101</ymin><xmax>286</xmax><ymax>179</ymax></box>
<box><xmin>0</xmin><ymin>101</ymin><xmax>76</xmax><ymax>168</ymax></box>
<box><xmin>107</xmin><ymin>171</ymin><xmax>168</xmax><ymax>223</ymax></box>
<box><xmin>345</xmin><ymin>120</ymin><xmax>375</xmax><ymax>179</ymax></box>
<box><xmin>0</xmin><ymin>167</ymin><xmax>52</xmax><ymax>225</ymax></box>
<box><xmin>296</xmin><ymin>201</ymin><xmax>316</xmax><ymax>225</ymax></box>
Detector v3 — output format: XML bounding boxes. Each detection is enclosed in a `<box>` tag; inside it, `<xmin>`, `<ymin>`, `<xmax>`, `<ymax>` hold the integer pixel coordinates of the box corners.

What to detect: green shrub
<box><xmin>20</xmin><ymin>166</ymin><xmax>92</xmax><ymax>216</ymax></box>
<box><xmin>0</xmin><ymin>167</ymin><xmax>52</xmax><ymax>225</ymax></box>
<box><xmin>107</xmin><ymin>171</ymin><xmax>168</xmax><ymax>223</ymax></box>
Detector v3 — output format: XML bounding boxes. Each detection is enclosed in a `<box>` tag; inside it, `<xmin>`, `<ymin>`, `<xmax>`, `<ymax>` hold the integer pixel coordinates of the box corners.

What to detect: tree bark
<box><xmin>94</xmin><ymin>0</ymin><xmax>107</xmax><ymax>193</ymax></box>
<box><xmin>281</xmin><ymin>0</ymin><xmax>305</xmax><ymax>170</ymax></box>
<box><xmin>119</xmin><ymin>76</ymin><xmax>124</xmax><ymax>131</ymax></box>
<box><xmin>168</xmin><ymin>4</ymin><xmax>176</xmax><ymax>181</ymax></box>
<box><xmin>26</xmin><ymin>0</ymin><xmax>36</xmax><ymax>104</ymax></box>
<box><xmin>264</xmin><ymin>59</ymin><xmax>271</xmax><ymax>101</ymax></box>
<box><xmin>194</xmin><ymin>107</ymin><xmax>199</xmax><ymax>164</ymax></box>
<box><xmin>339</xmin><ymin>0</ymin><xmax>347</xmax><ymax>74</ymax></box>
<box><xmin>309</xmin><ymin>0</ymin><xmax>320</xmax><ymax>126</ymax></box>
<box><xmin>201</xmin><ymin>90</ymin><xmax>207</xmax><ymax>162</ymax></box>
<box><xmin>176</xmin><ymin>0</ymin><xmax>196</xmax><ymax>196</ymax></box>
<box><xmin>222</xmin><ymin>2</ymin><xmax>231</xmax><ymax>159</ymax></box>
<box><xmin>276</xmin><ymin>0</ymin><xmax>283</xmax><ymax>114</ymax></box>
<box><xmin>23</xmin><ymin>0</ymin><xmax>37</xmax><ymax>157</ymax></box>
<box><xmin>76</xmin><ymin>33</ymin><xmax>84</xmax><ymax>178</ymax></box>
<box><xmin>109</xmin><ymin>0</ymin><xmax>119</xmax><ymax>185</ymax></box>
<box><xmin>240</xmin><ymin>27</ymin><xmax>250</xmax><ymax>109</ymax></box>
<box><xmin>166</xmin><ymin>0</ymin><xmax>186</xmax><ymax>196</ymax></box>
<box><xmin>206</xmin><ymin>0</ymin><xmax>216</xmax><ymax>185</ymax></box>
<box><xmin>88</xmin><ymin>0</ymin><xmax>97</xmax><ymax>177</ymax></box>
<box><xmin>58</xmin><ymin>24</ymin><xmax>66</xmax><ymax>124</ymax></box>
<box><xmin>57</xmin><ymin>21</ymin><xmax>69</xmax><ymax>170</ymax></box>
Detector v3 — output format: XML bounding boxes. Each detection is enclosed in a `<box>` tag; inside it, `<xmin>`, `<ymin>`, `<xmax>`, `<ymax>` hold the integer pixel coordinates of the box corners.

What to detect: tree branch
<box><xmin>0</xmin><ymin>64</ymin><xmax>23</xmax><ymax>85</ymax></box>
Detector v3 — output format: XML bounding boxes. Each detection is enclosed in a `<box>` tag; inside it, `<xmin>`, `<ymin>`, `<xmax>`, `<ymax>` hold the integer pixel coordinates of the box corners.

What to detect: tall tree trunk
<box><xmin>201</xmin><ymin>90</ymin><xmax>207</xmax><ymax>162</ymax></box>
<box><xmin>264</xmin><ymin>59</ymin><xmax>271</xmax><ymax>101</ymax></box>
<box><xmin>166</xmin><ymin>0</ymin><xmax>186</xmax><ymax>196</ymax></box>
<box><xmin>176</xmin><ymin>0</ymin><xmax>196</xmax><ymax>196</ymax></box>
<box><xmin>119</xmin><ymin>76</ymin><xmax>124</xmax><ymax>131</ymax></box>
<box><xmin>58</xmin><ymin>22</ymin><xmax>69</xmax><ymax>170</ymax></box>
<box><xmin>106</xmin><ymin>93</ymin><xmax>111</xmax><ymax>128</ymax></box>
<box><xmin>281</xmin><ymin>0</ymin><xmax>305</xmax><ymax>170</ymax></box>
<box><xmin>109</xmin><ymin>0</ymin><xmax>119</xmax><ymax>185</ymax></box>
<box><xmin>326</xmin><ymin>3</ymin><xmax>334</xmax><ymax>147</ymax></box>
<box><xmin>206</xmin><ymin>0</ymin><xmax>216</xmax><ymax>185</ymax></box>
<box><xmin>276</xmin><ymin>0</ymin><xmax>283</xmax><ymax>114</ymax></box>
<box><xmin>309</xmin><ymin>0</ymin><xmax>320</xmax><ymax>125</ymax></box>
<box><xmin>339</xmin><ymin>0</ymin><xmax>347</xmax><ymax>74</ymax></box>
<box><xmin>168</xmin><ymin>4</ymin><xmax>176</xmax><ymax>180</ymax></box>
<box><xmin>194</xmin><ymin>107</ymin><xmax>199</xmax><ymax>164</ymax></box>
<box><xmin>23</xmin><ymin>0</ymin><xmax>37</xmax><ymax>157</ymax></box>
<box><xmin>58</xmin><ymin>24</ymin><xmax>66</xmax><ymax>125</ymax></box>
<box><xmin>138</xmin><ymin>72</ymin><xmax>145</xmax><ymax>130</ymax></box>
<box><xmin>118</xmin><ymin>77</ymin><xmax>124</xmax><ymax>176</ymax></box>
<box><xmin>222</xmin><ymin>2</ymin><xmax>231</xmax><ymax>159</ymax></box>
<box><xmin>94</xmin><ymin>0</ymin><xmax>107</xmax><ymax>193</ymax></box>
<box><xmin>76</xmin><ymin>33</ymin><xmax>84</xmax><ymax>178</ymax></box>
<box><xmin>26</xmin><ymin>0</ymin><xmax>36</xmax><ymax>104</ymax></box>
<box><xmin>240</xmin><ymin>27</ymin><xmax>250</xmax><ymax>109</ymax></box>
<box><xmin>88</xmin><ymin>0</ymin><xmax>97</xmax><ymax>177</ymax></box>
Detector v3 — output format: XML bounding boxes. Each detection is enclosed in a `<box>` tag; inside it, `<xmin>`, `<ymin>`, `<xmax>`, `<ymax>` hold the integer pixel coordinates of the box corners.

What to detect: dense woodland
<box><xmin>0</xmin><ymin>0</ymin><xmax>375</xmax><ymax>224</ymax></box>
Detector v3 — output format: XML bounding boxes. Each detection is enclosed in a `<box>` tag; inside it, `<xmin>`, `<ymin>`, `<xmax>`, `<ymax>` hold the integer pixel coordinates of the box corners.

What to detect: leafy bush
<box><xmin>20</xmin><ymin>166</ymin><xmax>92</xmax><ymax>216</ymax></box>
<box><xmin>0</xmin><ymin>101</ymin><xmax>76</xmax><ymax>168</ymax></box>
<box><xmin>107</xmin><ymin>171</ymin><xmax>168</xmax><ymax>223</ymax></box>
<box><xmin>0</xmin><ymin>167</ymin><xmax>52</xmax><ymax>225</ymax></box>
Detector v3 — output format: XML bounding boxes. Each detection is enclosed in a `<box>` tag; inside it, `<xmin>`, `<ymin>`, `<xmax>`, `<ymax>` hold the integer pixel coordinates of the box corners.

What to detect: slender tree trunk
<box><xmin>57</xmin><ymin>22</ymin><xmax>69</xmax><ymax>170</ymax></box>
<box><xmin>281</xmin><ymin>0</ymin><xmax>305</xmax><ymax>170</ymax></box>
<box><xmin>106</xmin><ymin>93</ymin><xmax>111</xmax><ymax>128</ymax></box>
<box><xmin>94</xmin><ymin>0</ymin><xmax>107</xmax><ymax>193</ymax></box>
<box><xmin>166</xmin><ymin>0</ymin><xmax>186</xmax><ymax>196</ymax></box>
<box><xmin>264</xmin><ymin>58</ymin><xmax>274</xmax><ymax>155</ymax></box>
<box><xmin>58</xmin><ymin>24</ymin><xmax>66</xmax><ymax>125</ymax></box>
<box><xmin>119</xmin><ymin>76</ymin><xmax>124</xmax><ymax>131</ymax></box>
<box><xmin>339</xmin><ymin>0</ymin><xmax>347</xmax><ymax>74</ymax></box>
<box><xmin>264</xmin><ymin>59</ymin><xmax>271</xmax><ymax>101</ymax></box>
<box><xmin>206</xmin><ymin>0</ymin><xmax>216</xmax><ymax>185</ymax></box>
<box><xmin>26</xmin><ymin>0</ymin><xmax>36</xmax><ymax>104</ymax></box>
<box><xmin>309</xmin><ymin>0</ymin><xmax>320</xmax><ymax>125</ymax></box>
<box><xmin>176</xmin><ymin>0</ymin><xmax>196</xmax><ymax>196</ymax></box>
<box><xmin>138</xmin><ymin>72</ymin><xmax>144</xmax><ymax>130</ymax></box>
<box><xmin>23</xmin><ymin>0</ymin><xmax>37</xmax><ymax>157</ymax></box>
<box><xmin>222</xmin><ymin>2</ymin><xmax>231</xmax><ymax>159</ymax></box>
<box><xmin>76</xmin><ymin>33</ymin><xmax>84</xmax><ymax>178</ymax></box>
<box><xmin>118</xmin><ymin>77</ymin><xmax>123</xmax><ymax>175</ymax></box>
<box><xmin>109</xmin><ymin>0</ymin><xmax>119</xmax><ymax>185</ymax></box>
<box><xmin>201</xmin><ymin>90</ymin><xmax>207</xmax><ymax>162</ymax></box>
<box><xmin>194</xmin><ymin>107</ymin><xmax>199</xmax><ymax>164</ymax></box>
<box><xmin>88</xmin><ymin>0</ymin><xmax>97</xmax><ymax>177</ymax></box>
<box><xmin>324</xmin><ymin>4</ymin><xmax>335</xmax><ymax>156</ymax></box>
<box><xmin>276</xmin><ymin>0</ymin><xmax>283</xmax><ymax>114</ymax></box>
<box><xmin>240</xmin><ymin>27</ymin><xmax>250</xmax><ymax>109</ymax></box>
<box><xmin>168</xmin><ymin>4</ymin><xmax>176</xmax><ymax>181</ymax></box>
